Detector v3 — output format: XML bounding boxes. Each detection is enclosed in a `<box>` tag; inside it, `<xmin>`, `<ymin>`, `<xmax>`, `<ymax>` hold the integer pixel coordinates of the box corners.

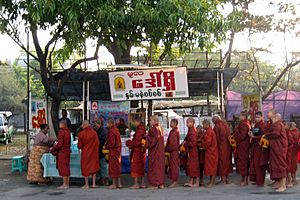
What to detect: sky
<box><xmin>0</xmin><ymin>0</ymin><xmax>300</xmax><ymax>68</ymax></box>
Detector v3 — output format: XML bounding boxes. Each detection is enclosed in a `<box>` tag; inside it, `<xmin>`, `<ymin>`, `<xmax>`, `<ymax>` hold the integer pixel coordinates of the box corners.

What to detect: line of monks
<box><xmin>50</xmin><ymin>110</ymin><xmax>299</xmax><ymax>192</ymax></box>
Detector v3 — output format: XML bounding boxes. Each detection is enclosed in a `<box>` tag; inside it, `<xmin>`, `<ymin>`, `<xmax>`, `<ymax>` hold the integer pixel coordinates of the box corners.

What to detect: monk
<box><xmin>233</xmin><ymin>111</ymin><xmax>250</xmax><ymax>186</ymax></box>
<box><xmin>146</xmin><ymin>115</ymin><xmax>165</xmax><ymax>189</ymax></box>
<box><xmin>165</xmin><ymin>119</ymin><xmax>180</xmax><ymax>188</ymax></box>
<box><xmin>266</xmin><ymin>113</ymin><xmax>288</xmax><ymax>192</ymax></box>
<box><xmin>249</xmin><ymin>111</ymin><xmax>267</xmax><ymax>187</ymax></box>
<box><xmin>126</xmin><ymin>116</ymin><xmax>146</xmax><ymax>189</ymax></box>
<box><xmin>78</xmin><ymin>120</ymin><xmax>100</xmax><ymax>189</ymax></box>
<box><xmin>183</xmin><ymin>118</ymin><xmax>200</xmax><ymax>187</ymax></box>
<box><xmin>284</xmin><ymin>122</ymin><xmax>293</xmax><ymax>188</ymax></box>
<box><xmin>202</xmin><ymin>119</ymin><xmax>218</xmax><ymax>187</ymax></box>
<box><xmin>196</xmin><ymin>125</ymin><xmax>205</xmax><ymax>186</ymax></box>
<box><xmin>212</xmin><ymin>115</ymin><xmax>232</xmax><ymax>184</ymax></box>
<box><xmin>289</xmin><ymin>122</ymin><xmax>300</xmax><ymax>186</ymax></box>
<box><xmin>50</xmin><ymin>119</ymin><xmax>71</xmax><ymax>190</ymax></box>
<box><xmin>105</xmin><ymin>118</ymin><xmax>122</xmax><ymax>189</ymax></box>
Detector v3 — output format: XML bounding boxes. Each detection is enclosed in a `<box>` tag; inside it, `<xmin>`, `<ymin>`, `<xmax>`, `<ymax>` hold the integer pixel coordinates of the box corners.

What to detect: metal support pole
<box><xmin>26</xmin><ymin>30</ymin><xmax>30</xmax><ymax>154</ymax></box>
<box><xmin>147</xmin><ymin>100</ymin><xmax>153</xmax><ymax>126</ymax></box>
<box><xmin>82</xmin><ymin>82</ymin><xmax>85</xmax><ymax>121</ymax></box>
<box><xmin>220</xmin><ymin>71</ymin><xmax>225</xmax><ymax>115</ymax></box>
<box><xmin>216</xmin><ymin>71</ymin><xmax>220</xmax><ymax>111</ymax></box>
<box><xmin>87</xmin><ymin>81</ymin><xmax>90</xmax><ymax>121</ymax></box>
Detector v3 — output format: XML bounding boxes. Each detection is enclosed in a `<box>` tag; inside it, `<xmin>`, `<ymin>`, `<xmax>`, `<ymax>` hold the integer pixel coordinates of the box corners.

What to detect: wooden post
<box><xmin>207</xmin><ymin>95</ymin><xmax>211</xmax><ymax>116</ymax></box>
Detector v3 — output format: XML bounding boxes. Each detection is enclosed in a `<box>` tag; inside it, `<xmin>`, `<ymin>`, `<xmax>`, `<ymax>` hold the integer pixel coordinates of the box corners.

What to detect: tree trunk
<box><xmin>225</xmin><ymin>30</ymin><xmax>235</xmax><ymax>68</ymax></box>
<box><xmin>107</xmin><ymin>40</ymin><xmax>132</xmax><ymax>64</ymax></box>
<box><xmin>50</xmin><ymin>98</ymin><xmax>61</xmax><ymax>134</ymax></box>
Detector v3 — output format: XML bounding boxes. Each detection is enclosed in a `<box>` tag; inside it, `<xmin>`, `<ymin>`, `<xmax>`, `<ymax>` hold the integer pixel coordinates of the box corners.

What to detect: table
<box><xmin>41</xmin><ymin>153</ymin><xmax>132</xmax><ymax>178</ymax></box>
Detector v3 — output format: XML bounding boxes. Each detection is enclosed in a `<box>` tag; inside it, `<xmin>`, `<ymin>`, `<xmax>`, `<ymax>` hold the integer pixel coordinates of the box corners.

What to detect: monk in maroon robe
<box><xmin>105</xmin><ymin>118</ymin><xmax>122</xmax><ymax>189</ymax></box>
<box><xmin>165</xmin><ymin>119</ymin><xmax>180</xmax><ymax>188</ymax></box>
<box><xmin>285</xmin><ymin>122</ymin><xmax>294</xmax><ymax>187</ymax></box>
<box><xmin>196</xmin><ymin>125</ymin><xmax>205</xmax><ymax>186</ymax></box>
<box><xmin>51</xmin><ymin>119</ymin><xmax>71</xmax><ymax>189</ymax></box>
<box><xmin>212</xmin><ymin>115</ymin><xmax>232</xmax><ymax>184</ymax></box>
<box><xmin>183</xmin><ymin>118</ymin><xmax>200</xmax><ymax>187</ymax></box>
<box><xmin>233</xmin><ymin>111</ymin><xmax>250</xmax><ymax>186</ymax></box>
<box><xmin>249</xmin><ymin>111</ymin><xmax>267</xmax><ymax>187</ymax></box>
<box><xmin>78</xmin><ymin>120</ymin><xmax>100</xmax><ymax>189</ymax></box>
<box><xmin>288</xmin><ymin>122</ymin><xmax>300</xmax><ymax>185</ymax></box>
<box><xmin>266</xmin><ymin>113</ymin><xmax>288</xmax><ymax>192</ymax></box>
<box><xmin>126</xmin><ymin>117</ymin><xmax>146</xmax><ymax>189</ymax></box>
<box><xmin>202</xmin><ymin>119</ymin><xmax>219</xmax><ymax>187</ymax></box>
<box><xmin>146</xmin><ymin>115</ymin><xmax>165</xmax><ymax>189</ymax></box>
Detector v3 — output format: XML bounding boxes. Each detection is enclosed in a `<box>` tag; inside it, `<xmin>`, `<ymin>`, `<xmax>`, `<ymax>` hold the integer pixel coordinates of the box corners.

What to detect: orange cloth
<box><xmin>51</xmin><ymin>128</ymin><xmax>71</xmax><ymax>177</ymax></box>
<box><xmin>267</xmin><ymin>121</ymin><xmax>288</xmax><ymax>180</ymax></box>
<box><xmin>126</xmin><ymin>124</ymin><xmax>146</xmax><ymax>178</ymax></box>
<box><xmin>233</xmin><ymin>119</ymin><xmax>250</xmax><ymax>177</ymax></box>
<box><xmin>203</xmin><ymin>127</ymin><xmax>218</xmax><ymax>176</ymax></box>
<box><xmin>184</xmin><ymin>127</ymin><xmax>200</xmax><ymax>178</ymax></box>
<box><xmin>78</xmin><ymin>126</ymin><xmax>100</xmax><ymax>177</ymax></box>
<box><xmin>147</xmin><ymin>124</ymin><xmax>165</xmax><ymax>186</ymax></box>
<box><xmin>106</xmin><ymin>125</ymin><xmax>122</xmax><ymax>178</ymax></box>
<box><xmin>165</xmin><ymin>127</ymin><xmax>180</xmax><ymax>182</ymax></box>
<box><xmin>213</xmin><ymin>119</ymin><xmax>233</xmax><ymax>176</ymax></box>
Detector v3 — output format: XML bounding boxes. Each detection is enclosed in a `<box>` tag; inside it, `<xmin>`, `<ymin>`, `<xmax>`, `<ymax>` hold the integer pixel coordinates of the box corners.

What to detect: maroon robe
<box><xmin>203</xmin><ymin>127</ymin><xmax>218</xmax><ymax>176</ymax></box>
<box><xmin>233</xmin><ymin>119</ymin><xmax>250</xmax><ymax>177</ymax></box>
<box><xmin>77</xmin><ymin>126</ymin><xmax>100</xmax><ymax>176</ymax></box>
<box><xmin>165</xmin><ymin>127</ymin><xmax>180</xmax><ymax>182</ymax></box>
<box><xmin>184</xmin><ymin>127</ymin><xmax>200</xmax><ymax>178</ymax></box>
<box><xmin>106</xmin><ymin>125</ymin><xmax>122</xmax><ymax>178</ymax></box>
<box><xmin>250</xmin><ymin>120</ymin><xmax>266</xmax><ymax>185</ymax></box>
<box><xmin>214</xmin><ymin>119</ymin><xmax>233</xmax><ymax>176</ymax></box>
<box><xmin>126</xmin><ymin>124</ymin><xmax>146</xmax><ymax>178</ymax></box>
<box><xmin>147</xmin><ymin>124</ymin><xmax>165</xmax><ymax>186</ymax></box>
<box><xmin>51</xmin><ymin>128</ymin><xmax>71</xmax><ymax>177</ymax></box>
<box><xmin>286</xmin><ymin>129</ymin><xmax>294</xmax><ymax>174</ymax></box>
<box><xmin>290</xmin><ymin>128</ymin><xmax>300</xmax><ymax>174</ymax></box>
<box><xmin>197</xmin><ymin>131</ymin><xmax>205</xmax><ymax>179</ymax></box>
<box><xmin>267</xmin><ymin>121</ymin><xmax>288</xmax><ymax>180</ymax></box>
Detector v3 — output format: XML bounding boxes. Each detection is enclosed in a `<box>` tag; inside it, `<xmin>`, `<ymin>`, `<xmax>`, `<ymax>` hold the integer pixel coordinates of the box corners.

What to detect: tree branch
<box><xmin>44</xmin><ymin>25</ymin><xmax>64</xmax><ymax>57</ymax></box>
<box><xmin>70</xmin><ymin>37</ymin><xmax>101</xmax><ymax>69</ymax></box>
<box><xmin>23</xmin><ymin>60</ymin><xmax>41</xmax><ymax>74</ymax></box>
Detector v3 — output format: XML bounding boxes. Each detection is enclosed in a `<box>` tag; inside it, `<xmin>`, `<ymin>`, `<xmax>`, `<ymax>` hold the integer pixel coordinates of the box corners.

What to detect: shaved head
<box><xmin>212</xmin><ymin>115</ymin><xmax>221</xmax><ymax>123</ymax></box>
<box><xmin>81</xmin><ymin>120</ymin><xmax>90</xmax><ymax>128</ymax></box>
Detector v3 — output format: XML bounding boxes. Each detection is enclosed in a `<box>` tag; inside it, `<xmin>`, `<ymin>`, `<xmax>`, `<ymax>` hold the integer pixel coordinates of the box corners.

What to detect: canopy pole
<box><xmin>217</xmin><ymin>71</ymin><xmax>220</xmax><ymax>111</ymax></box>
<box><xmin>147</xmin><ymin>100</ymin><xmax>153</xmax><ymax>126</ymax></box>
<box><xmin>220</xmin><ymin>70</ymin><xmax>225</xmax><ymax>116</ymax></box>
<box><xmin>82</xmin><ymin>81</ymin><xmax>85</xmax><ymax>121</ymax></box>
<box><xmin>87</xmin><ymin>81</ymin><xmax>90</xmax><ymax>121</ymax></box>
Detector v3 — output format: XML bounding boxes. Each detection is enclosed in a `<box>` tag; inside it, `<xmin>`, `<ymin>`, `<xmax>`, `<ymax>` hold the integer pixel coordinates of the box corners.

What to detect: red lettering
<box><xmin>163</xmin><ymin>71</ymin><xmax>176</xmax><ymax>91</ymax></box>
<box><xmin>132</xmin><ymin>79</ymin><xmax>143</xmax><ymax>88</ymax></box>
<box><xmin>145</xmin><ymin>70</ymin><xmax>163</xmax><ymax>88</ymax></box>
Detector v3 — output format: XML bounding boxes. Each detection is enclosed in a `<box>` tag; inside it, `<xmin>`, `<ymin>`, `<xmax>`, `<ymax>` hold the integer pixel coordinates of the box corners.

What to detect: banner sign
<box><xmin>90</xmin><ymin>101</ymin><xmax>130</xmax><ymax>127</ymax></box>
<box><xmin>242</xmin><ymin>94</ymin><xmax>261</xmax><ymax>122</ymax></box>
<box><xmin>108</xmin><ymin>67</ymin><xmax>189</xmax><ymax>101</ymax></box>
<box><xmin>30</xmin><ymin>98</ymin><xmax>47</xmax><ymax>129</ymax></box>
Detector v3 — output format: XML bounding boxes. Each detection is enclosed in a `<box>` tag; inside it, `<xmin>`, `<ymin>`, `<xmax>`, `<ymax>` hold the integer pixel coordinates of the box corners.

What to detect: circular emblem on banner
<box><xmin>114</xmin><ymin>77</ymin><xmax>126</xmax><ymax>91</ymax></box>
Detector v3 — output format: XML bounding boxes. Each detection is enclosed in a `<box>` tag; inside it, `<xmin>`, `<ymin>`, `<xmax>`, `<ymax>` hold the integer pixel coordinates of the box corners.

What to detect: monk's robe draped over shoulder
<box><xmin>203</xmin><ymin>127</ymin><xmax>218</xmax><ymax>176</ymax></box>
<box><xmin>184</xmin><ymin>127</ymin><xmax>200</xmax><ymax>178</ymax></box>
<box><xmin>213</xmin><ymin>119</ymin><xmax>232</xmax><ymax>176</ymax></box>
<box><xmin>290</xmin><ymin>128</ymin><xmax>300</xmax><ymax>174</ymax></box>
<box><xmin>233</xmin><ymin>119</ymin><xmax>250</xmax><ymax>177</ymax></box>
<box><xmin>165</xmin><ymin>127</ymin><xmax>180</xmax><ymax>182</ymax></box>
<box><xmin>267</xmin><ymin>121</ymin><xmax>288</xmax><ymax>180</ymax></box>
<box><xmin>147</xmin><ymin>124</ymin><xmax>165</xmax><ymax>186</ymax></box>
<box><xmin>126</xmin><ymin>124</ymin><xmax>146</xmax><ymax>178</ymax></box>
<box><xmin>51</xmin><ymin>128</ymin><xmax>71</xmax><ymax>177</ymax></box>
<box><xmin>106</xmin><ymin>125</ymin><xmax>122</xmax><ymax>178</ymax></box>
<box><xmin>78</xmin><ymin>126</ymin><xmax>100</xmax><ymax>176</ymax></box>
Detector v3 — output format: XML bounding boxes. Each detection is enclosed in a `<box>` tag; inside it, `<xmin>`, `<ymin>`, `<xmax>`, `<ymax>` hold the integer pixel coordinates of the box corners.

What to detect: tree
<box><xmin>1</xmin><ymin>0</ymin><xmax>227</xmax><ymax>132</ymax></box>
<box><xmin>0</xmin><ymin>62</ymin><xmax>26</xmax><ymax>112</ymax></box>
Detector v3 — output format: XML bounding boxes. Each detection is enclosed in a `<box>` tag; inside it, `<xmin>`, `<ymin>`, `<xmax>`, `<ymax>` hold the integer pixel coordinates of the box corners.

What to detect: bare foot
<box><xmin>158</xmin><ymin>185</ymin><xmax>164</xmax><ymax>189</ymax></box>
<box><xmin>168</xmin><ymin>183</ymin><xmax>178</xmax><ymax>188</ymax></box>
<box><xmin>129</xmin><ymin>184</ymin><xmax>140</xmax><ymax>189</ymax></box>
<box><xmin>275</xmin><ymin>186</ymin><xmax>286</xmax><ymax>192</ymax></box>
<box><xmin>272</xmin><ymin>182</ymin><xmax>280</xmax><ymax>189</ymax></box>
<box><xmin>140</xmin><ymin>185</ymin><xmax>146</xmax><ymax>189</ymax></box>
<box><xmin>184</xmin><ymin>183</ymin><xmax>193</xmax><ymax>187</ymax></box>
<box><xmin>286</xmin><ymin>183</ymin><xmax>293</xmax><ymax>188</ymax></box>
<box><xmin>217</xmin><ymin>180</ymin><xmax>226</xmax><ymax>185</ymax></box>
<box><xmin>191</xmin><ymin>183</ymin><xmax>199</xmax><ymax>188</ymax></box>
<box><xmin>240</xmin><ymin>181</ymin><xmax>248</xmax><ymax>187</ymax></box>
<box><xmin>205</xmin><ymin>183</ymin><xmax>214</xmax><ymax>188</ymax></box>
<box><xmin>108</xmin><ymin>184</ymin><xmax>117</xmax><ymax>189</ymax></box>
<box><xmin>148</xmin><ymin>185</ymin><xmax>158</xmax><ymax>189</ymax></box>
<box><xmin>292</xmin><ymin>181</ymin><xmax>298</xmax><ymax>185</ymax></box>
<box><xmin>57</xmin><ymin>185</ymin><xmax>69</xmax><ymax>190</ymax></box>
<box><xmin>81</xmin><ymin>185</ymin><xmax>89</xmax><ymax>189</ymax></box>
<box><xmin>199</xmin><ymin>182</ymin><xmax>205</xmax><ymax>186</ymax></box>
<box><xmin>226</xmin><ymin>180</ymin><xmax>231</xmax><ymax>184</ymax></box>
<box><xmin>91</xmin><ymin>185</ymin><xmax>97</xmax><ymax>189</ymax></box>
<box><xmin>117</xmin><ymin>185</ymin><xmax>123</xmax><ymax>189</ymax></box>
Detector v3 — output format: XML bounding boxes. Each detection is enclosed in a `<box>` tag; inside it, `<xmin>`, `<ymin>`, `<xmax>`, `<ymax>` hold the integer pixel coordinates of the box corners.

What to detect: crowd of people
<box><xmin>27</xmin><ymin>109</ymin><xmax>300</xmax><ymax>192</ymax></box>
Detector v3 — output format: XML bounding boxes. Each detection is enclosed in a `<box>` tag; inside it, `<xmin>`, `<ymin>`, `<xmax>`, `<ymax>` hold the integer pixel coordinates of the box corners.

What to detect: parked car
<box><xmin>0</xmin><ymin>113</ymin><xmax>12</xmax><ymax>145</ymax></box>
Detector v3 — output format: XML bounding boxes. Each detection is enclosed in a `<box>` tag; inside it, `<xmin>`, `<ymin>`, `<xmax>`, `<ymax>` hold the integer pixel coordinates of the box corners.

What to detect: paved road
<box><xmin>1</xmin><ymin>160</ymin><xmax>300</xmax><ymax>200</ymax></box>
